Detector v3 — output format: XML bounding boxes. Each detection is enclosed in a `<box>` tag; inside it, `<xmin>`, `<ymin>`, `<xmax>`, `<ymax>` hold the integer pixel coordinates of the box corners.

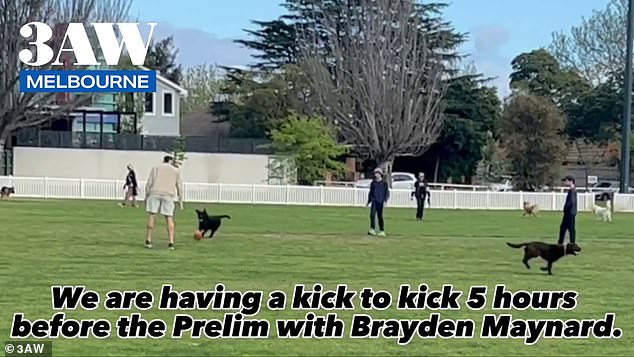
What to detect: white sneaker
<box><xmin>377</xmin><ymin>231</ymin><xmax>386</xmax><ymax>237</ymax></box>
<box><xmin>368</xmin><ymin>229</ymin><xmax>376</xmax><ymax>236</ymax></box>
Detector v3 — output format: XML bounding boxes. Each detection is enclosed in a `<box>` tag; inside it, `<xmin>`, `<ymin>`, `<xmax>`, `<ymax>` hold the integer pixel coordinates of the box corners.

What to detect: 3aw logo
<box><xmin>19</xmin><ymin>22</ymin><xmax>158</xmax><ymax>93</ymax></box>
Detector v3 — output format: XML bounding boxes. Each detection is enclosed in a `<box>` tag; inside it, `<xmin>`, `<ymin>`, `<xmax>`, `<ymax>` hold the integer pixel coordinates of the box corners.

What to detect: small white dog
<box><xmin>593</xmin><ymin>200</ymin><xmax>612</xmax><ymax>222</ymax></box>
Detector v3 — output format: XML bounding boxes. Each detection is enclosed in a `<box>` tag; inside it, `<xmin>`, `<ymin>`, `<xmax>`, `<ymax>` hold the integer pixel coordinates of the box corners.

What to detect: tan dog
<box><xmin>522</xmin><ymin>201</ymin><xmax>539</xmax><ymax>217</ymax></box>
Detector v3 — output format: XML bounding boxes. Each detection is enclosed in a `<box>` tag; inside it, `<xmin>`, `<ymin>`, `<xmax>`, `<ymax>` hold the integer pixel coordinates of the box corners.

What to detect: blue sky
<box><xmin>131</xmin><ymin>0</ymin><xmax>611</xmax><ymax>95</ymax></box>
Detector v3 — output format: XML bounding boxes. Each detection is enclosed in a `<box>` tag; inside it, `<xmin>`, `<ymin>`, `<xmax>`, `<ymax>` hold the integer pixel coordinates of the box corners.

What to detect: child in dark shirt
<box><xmin>367</xmin><ymin>168</ymin><xmax>390</xmax><ymax>237</ymax></box>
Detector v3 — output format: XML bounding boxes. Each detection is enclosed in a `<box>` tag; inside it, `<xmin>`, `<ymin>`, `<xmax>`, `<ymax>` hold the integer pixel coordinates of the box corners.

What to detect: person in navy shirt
<box><xmin>367</xmin><ymin>168</ymin><xmax>390</xmax><ymax>237</ymax></box>
<box><xmin>558</xmin><ymin>175</ymin><xmax>577</xmax><ymax>246</ymax></box>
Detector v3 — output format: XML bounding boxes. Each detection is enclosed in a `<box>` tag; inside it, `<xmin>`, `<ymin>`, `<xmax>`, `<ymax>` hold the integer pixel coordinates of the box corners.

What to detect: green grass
<box><xmin>0</xmin><ymin>199</ymin><xmax>633</xmax><ymax>356</ymax></box>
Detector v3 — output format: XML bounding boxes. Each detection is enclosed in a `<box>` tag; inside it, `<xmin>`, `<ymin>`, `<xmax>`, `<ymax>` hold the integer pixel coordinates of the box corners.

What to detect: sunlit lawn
<box><xmin>0</xmin><ymin>199</ymin><xmax>632</xmax><ymax>356</ymax></box>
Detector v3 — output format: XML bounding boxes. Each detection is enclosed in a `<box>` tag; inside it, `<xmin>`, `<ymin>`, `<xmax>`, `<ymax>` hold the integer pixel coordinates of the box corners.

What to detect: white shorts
<box><xmin>145</xmin><ymin>194</ymin><xmax>175</xmax><ymax>217</ymax></box>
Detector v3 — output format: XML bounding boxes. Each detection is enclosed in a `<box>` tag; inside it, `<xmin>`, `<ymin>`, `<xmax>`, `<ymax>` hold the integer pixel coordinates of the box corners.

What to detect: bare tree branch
<box><xmin>549</xmin><ymin>0</ymin><xmax>626</xmax><ymax>83</ymax></box>
<box><xmin>0</xmin><ymin>0</ymin><xmax>133</xmax><ymax>152</ymax></box>
<box><xmin>297</xmin><ymin>0</ymin><xmax>447</xmax><ymax>171</ymax></box>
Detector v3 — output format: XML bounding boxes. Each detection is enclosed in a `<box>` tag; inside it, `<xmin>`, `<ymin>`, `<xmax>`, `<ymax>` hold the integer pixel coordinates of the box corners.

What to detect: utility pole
<box><xmin>621</xmin><ymin>0</ymin><xmax>634</xmax><ymax>193</ymax></box>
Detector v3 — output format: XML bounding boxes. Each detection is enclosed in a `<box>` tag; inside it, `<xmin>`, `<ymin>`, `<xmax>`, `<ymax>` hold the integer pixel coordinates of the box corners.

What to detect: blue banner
<box><xmin>19</xmin><ymin>70</ymin><xmax>157</xmax><ymax>93</ymax></box>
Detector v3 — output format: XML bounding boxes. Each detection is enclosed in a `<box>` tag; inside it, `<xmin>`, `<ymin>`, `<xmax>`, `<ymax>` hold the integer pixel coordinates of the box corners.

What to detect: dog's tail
<box><xmin>219</xmin><ymin>215</ymin><xmax>231</xmax><ymax>219</ymax></box>
<box><xmin>506</xmin><ymin>242</ymin><xmax>528</xmax><ymax>249</ymax></box>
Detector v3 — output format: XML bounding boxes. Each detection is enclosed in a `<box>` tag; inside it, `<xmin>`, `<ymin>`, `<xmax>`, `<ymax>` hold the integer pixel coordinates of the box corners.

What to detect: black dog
<box><xmin>506</xmin><ymin>241</ymin><xmax>581</xmax><ymax>275</ymax></box>
<box><xmin>0</xmin><ymin>186</ymin><xmax>15</xmax><ymax>199</ymax></box>
<box><xmin>195</xmin><ymin>209</ymin><xmax>231</xmax><ymax>238</ymax></box>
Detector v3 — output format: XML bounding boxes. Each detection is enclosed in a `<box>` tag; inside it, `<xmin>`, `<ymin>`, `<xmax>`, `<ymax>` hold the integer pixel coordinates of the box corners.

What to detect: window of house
<box><xmin>144</xmin><ymin>92</ymin><xmax>154</xmax><ymax>114</ymax></box>
<box><xmin>163</xmin><ymin>92</ymin><xmax>174</xmax><ymax>115</ymax></box>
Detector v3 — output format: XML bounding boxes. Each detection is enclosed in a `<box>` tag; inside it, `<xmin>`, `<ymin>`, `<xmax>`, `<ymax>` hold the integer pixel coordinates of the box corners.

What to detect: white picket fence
<box><xmin>1</xmin><ymin>175</ymin><xmax>633</xmax><ymax>212</ymax></box>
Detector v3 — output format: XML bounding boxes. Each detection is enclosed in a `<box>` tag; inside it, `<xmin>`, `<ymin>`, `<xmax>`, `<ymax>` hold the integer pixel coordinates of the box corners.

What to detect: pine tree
<box><xmin>236</xmin><ymin>1</ymin><xmax>465</xmax><ymax>70</ymax></box>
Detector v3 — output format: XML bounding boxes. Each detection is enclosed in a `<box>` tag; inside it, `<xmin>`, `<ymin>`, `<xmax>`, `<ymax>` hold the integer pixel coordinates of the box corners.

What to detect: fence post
<box><xmin>252</xmin><ymin>184</ymin><xmax>256</xmax><ymax>204</ymax></box>
<box><xmin>486</xmin><ymin>190</ymin><xmax>490</xmax><ymax>209</ymax></box>
<box><xmin>286</xmin><ymin>185</ymin><xmax>290</xmax><ymax>205</ymax></box>
<box><xmin>218</xmin><ymin>183</ymin><xmax>222</xmax><ymax>203</ymax></box>
<box><xmin>320</xmin><ymin>185</ymin><xmax>324</xmax><ymax>205</ymax></box>
<box><xmin>453</xmin><ymin>189</ymin><xmax>457</xmax><ymax>209</ymax></box>
<box><xmin>44</xmin><ymin>176</ymin><xmax>48</xmax><ymax>198</ymax></box>
<box><xmin>552</xmin><ymin>191</ymin><xmax>556</xmax><ymax>211</ymax></box>
<box><xmin>353</xmin><ymin>187</ymin><xmax>358</xmax><ymax>207</ymax></box>
<box><xmin>519</xmin><ymin>191</ymin><xmax>523</xmax><ymax>209</ymax></box>
<box><xmin>80</xmin><ymin>178</ymin><xmax>85</xmax><ymax>198</ymax></box>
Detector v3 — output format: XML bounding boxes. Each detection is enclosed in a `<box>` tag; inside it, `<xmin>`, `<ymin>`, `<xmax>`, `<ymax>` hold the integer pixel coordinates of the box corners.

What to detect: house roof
<box><xmin>138</xmin><ymin>66</ymin><xmax>188</xmax><ymax>96</ymax></box>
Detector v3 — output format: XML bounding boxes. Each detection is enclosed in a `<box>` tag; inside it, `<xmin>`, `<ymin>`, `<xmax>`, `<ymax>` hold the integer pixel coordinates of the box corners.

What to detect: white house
<box><xmin>59</xmin><ymin>68</ymin><xmax>187</xmax><ymax>137</ymax></box>
<box><xmin>139</xmin><ymin>66</ymin><xmax>188</xmax><ymax>136</ymax></box>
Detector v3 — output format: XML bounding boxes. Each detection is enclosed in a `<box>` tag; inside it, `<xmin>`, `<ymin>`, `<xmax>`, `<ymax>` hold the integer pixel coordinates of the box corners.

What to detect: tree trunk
<box><xmin>434</xmin><ymin>157</ymin><xmax>440</xmax><ymax>182</ymax></box>
<box><xmin>377</xmin><ymin>158</ymin><xmax>394</xmax><ymax>187</ymax></box>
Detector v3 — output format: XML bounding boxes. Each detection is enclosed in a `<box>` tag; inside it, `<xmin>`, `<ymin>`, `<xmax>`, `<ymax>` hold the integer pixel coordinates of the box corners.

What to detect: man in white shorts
<box><xmin>144</xmin><ymin>155</ymin><xmax>184</xmax><ymax>250</ymax></box>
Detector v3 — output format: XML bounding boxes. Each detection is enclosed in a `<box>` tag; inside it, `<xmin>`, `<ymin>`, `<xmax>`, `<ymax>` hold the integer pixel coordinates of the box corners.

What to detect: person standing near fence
<box><xmin>367</xmin><ymin>168</ymin><xmax>390</xmax><ymax>237</ymax></box>
<box><xmin>144</xmin><ymin>156</ymin><xmax>184</xmax><ymax>250</ymax></box>
<box><xmin>411</xmin><ymin>172</ymin><xmax>431</xmax><ymax>220</ymax></box>
<box><xmin>119</xmin><ymin>164</ymin><xmax>138</xmax><ymax>208</ymax></box>
<box><xmin>558</xmin><ymin>175</ymin><xmax>577</xmax><ymax>247</ymax></box>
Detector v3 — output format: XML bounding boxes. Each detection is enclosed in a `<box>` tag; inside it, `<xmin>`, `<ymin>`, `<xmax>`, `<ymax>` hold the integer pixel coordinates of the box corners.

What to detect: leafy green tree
<box><xmin>501</xmin><ymin>94</ymin><xmax>567</xmax><ymax>190</ymax></box>
<box><xmin>425</xmin><ymin>74</ymin><xmax>502</xmax><ymax>182</ymax></box>
<box><xmin>509</xmin><ymin>49</ymin><xmax>590</xmax><ymax>111</ymax></box>
<box><xmin>566</xmin><ymin>81</ymin><xmax>622</xmax><ymax>142</ymax></box>
<box><xmin>269</xmin><ymin>114</ymin><xmax>349</xmax><ymax>185</ymax></box>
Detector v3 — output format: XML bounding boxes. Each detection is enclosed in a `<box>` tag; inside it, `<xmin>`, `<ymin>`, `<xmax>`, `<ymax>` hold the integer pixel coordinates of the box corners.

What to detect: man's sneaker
<box><xmin>368</xmin><ymin>229</ymin><xmax>376</xmax><ymax>236</ymax></box>
<box><xmin>145</xmin><ymin>240</ymin><xmax>152</xmax><ymax>248</ymax></box>
<box><xmin>168</xmin><ymin>243</ymin><xmax>175</xmax><ymax>250</ymax></box>
<box><xmin>377</xmin><ymin>231</ymin><xmax>386</xmax><ymax>237</ymax></box>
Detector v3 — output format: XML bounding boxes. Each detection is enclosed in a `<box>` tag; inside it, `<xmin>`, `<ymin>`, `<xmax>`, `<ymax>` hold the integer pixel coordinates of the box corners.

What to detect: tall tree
<box><xmin>425</xmin><ymin>74</ymin><xmax>502</xmax><ymax>183</ymax></box>
<box><xmin>238</xmin><ymin>1</ymin><xmax>464</xmax><ymax>70</ymax></box>
<box><xmin>501</xmin><ymin>94</ymin><xmax>567</xmax><ymax>190</ymax></box>
<box><xmin>566</xmin><ymin>80</ymin><xmax>622</xmax><ymax>142</ymax></box>
<box><xmin>146</xmin><ymin>35</ymin><xmax>182</xmax><ymax>84</ymax></box>
<box><xmin>508</xmin><ymin>49</ymin><xmax>613</xmax><ymax>144</ymax></box>
<box><xmin>180</xmin><ymin>64</ymin><xmax>221</xmax><ymax>115</ymax></box>
<box><xmin>298</xmin><ymin>0</ymin><xmax>460</xmax><ymax>178</ymax></box>
<box><xmin>509</xmin><ymin>49</ymin><xmax>590</xmax><ymax>109</ymax></box>
<box><xmin>235</xmin><ymin>20</ymin><xmax>298</xmax><ymax>70</ymax></box>
<box><xmin>0</xmin><ymin>0</ymin><xmax>132</xmax><ymax>160</ymax></box>
<box><xmin>549</xmin><ymin>0</ymin><xmax>627</xmax><ymax>83</ymax></box>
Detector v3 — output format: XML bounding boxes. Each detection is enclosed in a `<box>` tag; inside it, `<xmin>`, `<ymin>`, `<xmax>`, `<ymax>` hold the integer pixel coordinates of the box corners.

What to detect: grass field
<box><xmin>0</xmin><ymin>199</ymin><xmax>633</xmax><ymax>356</ymax></box>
